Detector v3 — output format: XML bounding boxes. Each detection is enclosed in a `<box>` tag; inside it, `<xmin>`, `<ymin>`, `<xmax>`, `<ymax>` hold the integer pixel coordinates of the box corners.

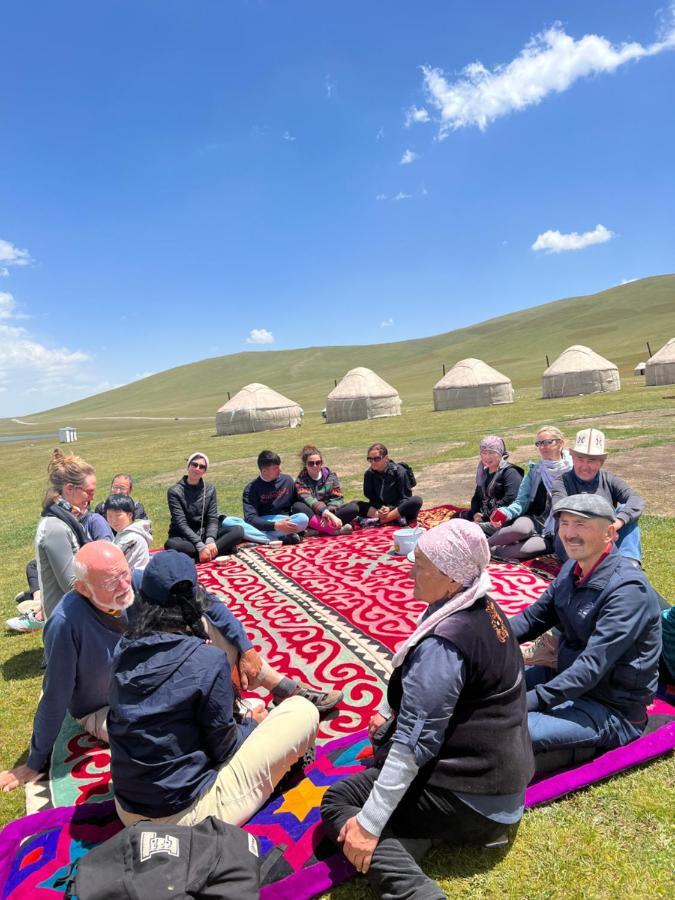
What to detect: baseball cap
<box><xmin>140</xmin><ymin>550</ymin><xmax>197</xmax><ymax>607</ymax></box>
<box><xmin>572</xmin><ymin>428</ymin><xmax>606</xmax><ymax>457</ymax></box>
<box><xmin>552</xmin><ymin>493</ymin><xmax>616</xmax><ymax>522</ymax></box>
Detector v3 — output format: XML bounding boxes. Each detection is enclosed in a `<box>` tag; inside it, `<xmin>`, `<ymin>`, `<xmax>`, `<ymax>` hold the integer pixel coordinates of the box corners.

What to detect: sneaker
<box><xmin>14</xmin><ymin>590</ymin><xmax>31</xmax><ymax>605</ymax></box>
<box><xmin>6</xmin><ymin>610</ymin><xmax>45</xmax><ymax>633</ymax></box>
<box><xmin>281</xmin><ymin>534</ymin><xmax>302</xmax><ymax>546</ymax></box>
<box><xmin>290</xmin><ymin>682</ymin><xmax>343</xmax><ymax>713</ymax></box>
<box><xmin>338</xmin><ymin>523</ymin><xmax>353</xmax><ymax>536</ymax></box>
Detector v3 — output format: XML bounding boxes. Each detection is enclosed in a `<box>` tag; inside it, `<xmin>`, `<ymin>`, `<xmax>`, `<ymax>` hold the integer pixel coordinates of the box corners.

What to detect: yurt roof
<box><xmin>217</xmin><ymin>383</ymin><xmax>300</xmax><ymax>412</ymax></box>
<box><xmin>434</xmin><ymin>358</ymin><xmax>511</xmax><ymax>389</ymax></box>
<box><xmin>647</xmin><ymin>337</ymin><xmax>675</xmax><ymax>363</ymax></box>
<box><xmin>327</xmin><ymin>367</ymin><xmax>399</xmax><ymax>399</ymax></box>
<box><xmin>543</xmin><ymin>345</ymin><xmax>618</xmax><ymax>376</ymax></box>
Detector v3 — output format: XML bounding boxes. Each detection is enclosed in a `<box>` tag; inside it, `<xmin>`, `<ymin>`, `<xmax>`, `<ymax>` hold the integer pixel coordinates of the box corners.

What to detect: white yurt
<box><xmin>216</xmin><ymin>383</ymin><xmax>303</xmax><ymax>435</ymax></box>
<box><xmin>634</xmin><ymin>361</ymin><xmax>646</xmax><ymax>376</ymax></box>
<box><xmin>541</xmin><ymin>345</ymin><xmax>620</xmax><ymax>399</ymax></box>
<box><xmin>325</xmin><ymin>367</ymin><xmax>401</xmax><ymax>423</ymax></box>
<box><xmin>433</xmin><ymin>358</ymin><xmax>514</xmax><ymax>410</ymax></box>
<box><xmin>645</xmin><ymin>337</ymin><xmax>675</xmax><ymax>386</ymax></box>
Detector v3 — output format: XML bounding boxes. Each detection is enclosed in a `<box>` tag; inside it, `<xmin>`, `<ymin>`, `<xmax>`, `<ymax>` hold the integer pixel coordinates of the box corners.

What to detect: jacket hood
<box><xmin>117</xmin><ymin>519</ymin><xmax>153</xmax><ymax>546</ymax></box>
<box><xmin>114</xmin><ymin>632</ymin><xmax>203</xmax><ymax>697</ymax></box>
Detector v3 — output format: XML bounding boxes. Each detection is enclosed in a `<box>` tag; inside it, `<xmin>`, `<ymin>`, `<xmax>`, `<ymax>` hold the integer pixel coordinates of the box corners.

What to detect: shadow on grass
<box><xmin>2</xmin><ymin>646</ymin><xmax>44</xmax><ymax>681</ymax></box>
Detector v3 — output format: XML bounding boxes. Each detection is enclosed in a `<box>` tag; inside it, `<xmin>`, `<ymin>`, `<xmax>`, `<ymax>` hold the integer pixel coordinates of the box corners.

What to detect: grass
<box><xmin>1</xmin><ymin>313</ymin><xmax>674</xmax><ymax>895</ymax></box>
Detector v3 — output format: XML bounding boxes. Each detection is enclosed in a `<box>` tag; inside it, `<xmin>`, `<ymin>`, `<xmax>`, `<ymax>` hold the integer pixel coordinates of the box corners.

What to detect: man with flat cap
<box><xmin>510</xmin><ymin>493</ymin><xmax>662</xmax><ymax>757</ymax></box>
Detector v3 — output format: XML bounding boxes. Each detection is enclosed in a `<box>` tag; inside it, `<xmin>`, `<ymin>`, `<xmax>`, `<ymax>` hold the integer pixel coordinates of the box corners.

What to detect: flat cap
<box><xmin>140</xmin><ymin>550</ymin><xmax>197</xmax><ymax>607</ymax></box>
<box><xmin>552</xmin><ymin>493</ymin><xmax>616</xmax><ymax>522</ymax></box>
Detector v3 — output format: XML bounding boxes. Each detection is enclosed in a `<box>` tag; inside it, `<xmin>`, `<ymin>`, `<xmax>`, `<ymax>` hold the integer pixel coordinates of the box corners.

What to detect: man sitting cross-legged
<box><xmin>0</xmin><ymin>543</ymin><xmax>341</xmax><ymax>793</ymax></box>
<box><xmin>109</xmin><ymin>552</ymin><xmax>320</xmax><ymax>826</ymax></box>
<box><xmin>550</xmin><ymin>427</ymin><xmax>644</xmax><ymax>564</ymax></box>
<box><xmin>242</xmin><ymin>450</ymin><xmax>309</xmax><ymax>544</ymax></box>
<box><xmin>510</xmin><ymin>494</ymin><xmax>662</xmax><ymax>762</ymax></box>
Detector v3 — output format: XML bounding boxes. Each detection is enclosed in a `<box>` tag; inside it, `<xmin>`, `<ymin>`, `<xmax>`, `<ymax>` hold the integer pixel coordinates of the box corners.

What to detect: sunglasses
<box><xmin>306</xmin><ymin>460</ymin><xmax>323</xmax><ymax>467</ymax></box>
<box><xmin>535</xmin><ymin>439</ymin><xmax>559</xmax><ymax>447</ymax></box>
<box><xmin>367</xmin><ymin>455</ymin><xmax>383</xmax><ymax>462</ymax></box>
<box><xmin>190</xmin><ymin>461</ymin><xmax>207</xmax><ymax>470</ymax></box>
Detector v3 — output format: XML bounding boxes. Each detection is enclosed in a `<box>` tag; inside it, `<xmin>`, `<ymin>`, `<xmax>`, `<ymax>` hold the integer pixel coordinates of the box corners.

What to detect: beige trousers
<box><xmin>115</xmin><ymin>694</ymin><xmax>318</xmax><ymax>827</ymax></box>
<box><xmin>78</xmin><ymin>706</ymin><xmax>109</xmax><ymax>742</ymax></box>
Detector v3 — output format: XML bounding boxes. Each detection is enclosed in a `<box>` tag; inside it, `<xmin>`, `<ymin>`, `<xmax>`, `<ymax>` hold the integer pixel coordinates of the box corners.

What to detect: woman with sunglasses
<box><xmin>487</xmin><ymin>426</ymin><xmax>572</xmax><ymax>560</ymax></box>
<box><xmin>8</xmin><ymin>449</ymin><xmax>97</xmax><ymax>632</ymax></box>
<box><xmin>165</xmin><ymin>452</ymin><xmax>244</xmax><ymax>562</ymax></box>
<box><xmin>292</xmin><ymin>445</ymin><xmax>360</xmax><ymax>536</ymax></box>
<box><xmin>358</xmin><ymin>443</ymin><xmax>423</xmax><ymax>525</ymax></box>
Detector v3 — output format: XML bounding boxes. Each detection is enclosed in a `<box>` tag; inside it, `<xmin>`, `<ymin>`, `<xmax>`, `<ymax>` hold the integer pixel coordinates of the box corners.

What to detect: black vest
<box><xmin>387</xmin><ymin>596</ymin><xmax>534</xmax><ymax>794</ymax></box>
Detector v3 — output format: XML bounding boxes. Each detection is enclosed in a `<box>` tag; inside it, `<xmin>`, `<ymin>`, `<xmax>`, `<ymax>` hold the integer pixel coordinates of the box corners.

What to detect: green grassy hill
<box><xmin>5</xmin><ymin>274</ymin><xmax>675</xmax><ymax>426</ymax></box>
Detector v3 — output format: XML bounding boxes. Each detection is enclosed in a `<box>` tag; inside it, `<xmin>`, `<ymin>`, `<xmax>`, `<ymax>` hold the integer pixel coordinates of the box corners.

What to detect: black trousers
<box><xmin>356</xmin><ymin>496</ymin><xmax>423</xmax><ymax>523</ymax></box>
<box><xmin>321</xmin><ymin>767</ymin><xmax>507</xmax><ymax>900</ymax></box>
<box><xmin>26</xmin><ymin>559</ymin><xmax>40</xmax><ymax>596</ymax></box>
<box><xmin>291</xmin><ymin>500</ymin><xmax>360</xmax><ymax>525</ymax></box>
<box><xmin>164</xmin><ymin>524</ymin><xmax>244</xmax><ymax>560</ymax></box>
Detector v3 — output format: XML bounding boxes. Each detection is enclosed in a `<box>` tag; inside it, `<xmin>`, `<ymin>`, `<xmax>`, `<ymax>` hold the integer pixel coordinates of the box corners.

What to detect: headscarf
<box><xmin>536</xmin><ymin>448</ymin><xmax>573</xmax><ymax>534</ymax></box>
<box><xmin>186</xmin><ymin>451</ymin><xmax>209</xmax><ymax>470</ymax></box>
<box><xmin>476</xmin><ymin>435</ymin><xmax>510</xmax><ymax>490</ymax></box>
<box><xmin>391</xmin><ymin>518</ymin><xmax>493</xmax><ymax>668</ymax></box>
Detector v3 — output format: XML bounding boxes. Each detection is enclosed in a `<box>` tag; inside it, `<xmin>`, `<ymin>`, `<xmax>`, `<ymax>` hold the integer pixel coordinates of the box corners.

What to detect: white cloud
<box><xmin>246</xmin><ymin>328</ymin><xmax>275</xmax><ymax>345</ymax></box>
<box><xmin>325</xmin><ymin>74</ymin><xmax>335</xmax><ymax>99</ymax></box>
<box><xmin>0</xmin><ymin>323</ymin><xmax>89</xmax><ymax>373</ymax></box>
<box><xmin>0</xmin><ymin>291</ymin><xmax>17</xmax><ymax>319</ymax></box>
<box><xmin>0</xmin><ymin>238</ymin><xmax>31</xmax><ymax>268</ymax></box>
<box><xmin>422</xmin><ymin>16</ymin><xmax>675</xmax><ymax>135</ymax></box>
<box><xmin>375</xmin><ymin>193</ymin><xmax>388</xmax><ymax>201</ymax></box>
<box><xmin>0</xmin><ymin>267</ymin><xmax>9</xmax><ymax>278</ymax></box>
<box><xmin>393</xmin><ymin>192</ymin><xmax>412</xmax><ymax>201</ymax></box>
<box><xmin>400</xmin><ymin>148</ymin><xmax>419</xmax><ymax>165</ymax></box>
<box><xmin>375</xmin><ymin>128</ymin><xmax>384</xmax><ymax>142</ymax></box>
<box><xmin>532</xmin><ymin>223</ymin><xmax>615</xmax><ymax>253</ymax></box>
<box><xmin>381</xmin><ymin>318</ymin><xmax>394</xmax><ymax>328</ymax></box>
<box><xmin>404</xmin><ymin>105</ymin><xmax>430</xmax><ymax>127</ymax></box>
<box><xmin>283</xmin><ymin>130</ymin><xmax>296</xmax><ymax>142</ymax></box>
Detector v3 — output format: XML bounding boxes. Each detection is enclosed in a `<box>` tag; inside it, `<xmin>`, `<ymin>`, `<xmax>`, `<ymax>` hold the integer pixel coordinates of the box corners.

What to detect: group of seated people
<box><xmin>1</xmin><ymin>424</ymin><xmax>671</xmax><ymax>899</ymax></box>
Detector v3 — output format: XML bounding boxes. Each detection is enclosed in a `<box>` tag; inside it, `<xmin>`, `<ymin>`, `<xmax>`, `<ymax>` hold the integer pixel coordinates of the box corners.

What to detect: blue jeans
<box><xmin>555</xmin><ymin>515</ymin><xmax>642</xmax><ymax>563</ymax></box>
<box><xmin>259</xmin><ymin>513</ymin><xmax>309</xmax><ymax>542</ymax></box>
<box><xmin>525</xmin><ymin>666</ymin><xmax>643</xmax><ymax>753</ymax></box>
<box><xmin>222</xmin><ymin>513</ymin><xmax>309</xmax><ymax>544</ymax></box>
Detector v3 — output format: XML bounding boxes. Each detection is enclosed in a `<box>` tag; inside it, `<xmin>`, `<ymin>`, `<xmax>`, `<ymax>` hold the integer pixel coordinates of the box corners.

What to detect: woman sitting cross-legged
<box><xmin>292</xmin><ymin>444</ymin><xmax>360</xmax><ymax>536</ymax></box>
<box><xmin>109</xmin><ymin>552</ymin><xmax>320</xmax><ymax>827</ymax></box>
<box><xmin>320</xmin><ymin>519</ymin><xmax>534</xmax><ymax>898</ymax></box>
<box><xmin>458</xmin><ymin>436</ymin><xmax>523</xmax><ymax>536</ymax></box>
<box><xmin>165</xmin><ymin>452</ymin><xmax>244</xmax><ymax>562</ymax></box>
<box><xmin>488</xmin><ymin>426</ymin><xmax>572</xmax><ymax>561</ymax></box>
<box><xmin>358</xmin><ymin>443</ymin><xmax>423</xmax><ymax>526</ymax></box>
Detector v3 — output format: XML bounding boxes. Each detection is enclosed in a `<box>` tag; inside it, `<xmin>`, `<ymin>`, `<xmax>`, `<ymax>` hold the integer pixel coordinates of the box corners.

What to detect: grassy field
<box><xmin>1</xmin><ymin>280</ymin><xmax>674</xmax><ymax>897</ymax></box>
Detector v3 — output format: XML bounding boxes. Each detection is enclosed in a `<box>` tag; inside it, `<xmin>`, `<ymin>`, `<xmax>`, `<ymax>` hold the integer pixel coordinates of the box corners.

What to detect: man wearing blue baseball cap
<box><xmin>510</xmin><ymin>494</ymin><xmax>662</xmax><ymax>762</ymax></box>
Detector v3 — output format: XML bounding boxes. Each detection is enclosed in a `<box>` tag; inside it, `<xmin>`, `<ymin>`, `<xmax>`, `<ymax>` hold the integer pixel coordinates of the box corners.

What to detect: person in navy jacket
<box><xmin>510</xmin><ymin>493</ymin><xmax>662</xmax><ymax>756</ymax></box>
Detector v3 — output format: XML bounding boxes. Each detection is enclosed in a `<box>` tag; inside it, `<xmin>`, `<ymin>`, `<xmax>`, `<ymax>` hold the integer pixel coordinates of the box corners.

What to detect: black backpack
<box><xmin>397</xmin><ymin>461</ymin><xmax>417</xmax><ymax>489</ymax></box>
<box><xmin>68</xmin><ymin>816</ymin><xmax>260</xmax><ymax>900</ymax></box>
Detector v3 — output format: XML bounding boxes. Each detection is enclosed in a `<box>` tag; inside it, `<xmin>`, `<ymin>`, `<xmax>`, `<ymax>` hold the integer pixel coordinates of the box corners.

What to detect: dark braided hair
<box><xmin>128</xmin><ymin>581</ymin><xmax>211</xmax><ymax>640</ymax></box>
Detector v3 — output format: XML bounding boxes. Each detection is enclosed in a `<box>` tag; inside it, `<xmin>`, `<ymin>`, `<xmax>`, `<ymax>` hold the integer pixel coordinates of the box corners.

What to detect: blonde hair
<box><xmin>536</xmin><ymin>425</ymin><xmax>564</xmax><ymax>442</ymax></box>
<box><xmin>43</xmin><ymin>448</ymin><xmax>95</xmax><ymax>511</ymax></box>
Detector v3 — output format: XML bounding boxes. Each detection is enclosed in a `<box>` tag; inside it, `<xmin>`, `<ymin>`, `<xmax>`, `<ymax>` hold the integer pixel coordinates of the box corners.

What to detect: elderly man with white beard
<box><xmin>0</xmin><ymin>542</ymin><xmax>136</xmax><ymax>791</ymax></box>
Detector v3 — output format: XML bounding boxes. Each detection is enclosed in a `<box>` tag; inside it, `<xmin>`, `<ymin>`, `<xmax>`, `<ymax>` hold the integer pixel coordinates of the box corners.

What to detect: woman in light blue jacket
<box><xmin>488</xmin><ymin>427</ymin><xmax>572</xmax><ymax>560</ymax></box>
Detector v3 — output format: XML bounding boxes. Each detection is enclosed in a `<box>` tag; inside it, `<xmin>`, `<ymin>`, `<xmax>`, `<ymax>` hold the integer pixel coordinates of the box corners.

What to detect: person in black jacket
<box><xmin>358</xmin><ymin>443</ymin><xmax>422</xmax><ymax>525</ymax></box>
<box><xmin>109</xmin><ymin>552</ymin><xmax>319</xmax><ymax>827</ymax></box>
<box><xmin>321</xmin><ymin>519</ymin><xmax>532</xmax><ymax>897</ymax></box>
<box><xmin>459</xmin><ymin>436</ymin><xmax>523</xmax><ymax>536</ymax></box>
<box><xmin>165</xmin><ymin>452</ymin><xmax>244</xmax><ymax>562</ymax></box>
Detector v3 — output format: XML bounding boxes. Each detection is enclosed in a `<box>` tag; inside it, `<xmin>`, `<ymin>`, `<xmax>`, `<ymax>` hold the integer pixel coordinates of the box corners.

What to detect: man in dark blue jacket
<box><xmin>510</xmin><ymin>494</ymin><xmax>662</xmax><ymax>756</ymax></box>
<box><xmin>0</xmin><ymin>543</ymin><xmax>340</xmax><ymax>793</ymax></box>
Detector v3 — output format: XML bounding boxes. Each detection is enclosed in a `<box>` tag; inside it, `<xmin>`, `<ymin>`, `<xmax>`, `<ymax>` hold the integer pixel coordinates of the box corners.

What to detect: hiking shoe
<box><xmin>281</xmin><ymin>534</ymin><xmax>302</xmax><ymax>546</ymax></box>
<box><xmin>290</xmin><ymin>682</ymin><xmax>343</xmax><ymax>713</ymax></box>
<box><xmin>338</xmin><ymin>523</ymin><xmax>353</xmax><ymax>536</ymax></box>
<box><xmin>6</xmin><ymin>610</ymin><xmax>45</xmax><ymax>633</ymax></box>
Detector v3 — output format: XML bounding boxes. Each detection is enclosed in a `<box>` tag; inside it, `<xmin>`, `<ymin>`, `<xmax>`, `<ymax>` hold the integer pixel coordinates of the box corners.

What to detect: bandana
<box><xmin>479</xmin><ymin>435</ymin><xmax>506</xmax><ymax>455</ymax></box>
<box><xmin>392</xmin><ymin>518</ymin><xmax>493</xmax><ymax>668</ymax></box>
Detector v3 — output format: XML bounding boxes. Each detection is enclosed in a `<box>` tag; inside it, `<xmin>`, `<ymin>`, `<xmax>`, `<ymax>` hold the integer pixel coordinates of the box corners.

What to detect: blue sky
<box><xmin>1</xmin><ymin>1</ymin><xmax>674</xmax><ymax>416</ymax></box>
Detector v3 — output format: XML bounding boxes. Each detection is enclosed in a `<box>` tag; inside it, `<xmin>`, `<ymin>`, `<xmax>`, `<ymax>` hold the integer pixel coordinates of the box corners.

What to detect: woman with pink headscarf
<box><xmin>321</xmin><ymin>519</ymin><xmax>533</xmax><ymax>898</ymax></box>
<box><xmin>459</xmin><ymin>435</ymin><xmax>523</xmax><ymax>536</ymax></box>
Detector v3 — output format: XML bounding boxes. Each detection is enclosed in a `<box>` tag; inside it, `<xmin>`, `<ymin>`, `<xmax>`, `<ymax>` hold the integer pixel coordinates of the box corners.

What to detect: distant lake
<box><xmin>0</xmin><ymin>433</ymin><xmax>97</xmax><ymax>443</ymax></box>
